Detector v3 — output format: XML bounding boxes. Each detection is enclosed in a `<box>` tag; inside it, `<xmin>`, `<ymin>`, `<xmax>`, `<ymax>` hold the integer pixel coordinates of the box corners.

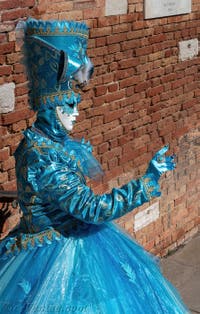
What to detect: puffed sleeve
<box><xmin>37</xmin><ymin>155</ymin><xmax>161</xmax><ymax>224</ymax></box>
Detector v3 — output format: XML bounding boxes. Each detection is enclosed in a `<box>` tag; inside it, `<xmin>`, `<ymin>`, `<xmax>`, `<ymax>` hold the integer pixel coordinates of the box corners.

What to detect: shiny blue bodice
<box><xmin>14</xmin><ymin>128</ymin><xmax>158</xmax><ymax>236</ymax></box>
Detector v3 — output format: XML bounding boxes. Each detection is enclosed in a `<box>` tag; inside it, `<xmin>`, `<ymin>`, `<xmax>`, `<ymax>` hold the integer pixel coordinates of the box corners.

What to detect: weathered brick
<box><xmin>119</xmin><ymin>76</ymin><xmax>140</xmax><ymax>89</ymax></box>
<box><xmin>90</xmin><ymin>27</ymin><xmax>112</xmax><ymax>38</ymax></box>
<box><xmin>0</xmin><ymin>0</ymin><xmax>20</xmax><ymax>10</ymax></box>
<box><xmin>1</xmin><ymin>8</ymin><xmax>29</xmax><ymax>21</ymax></box>
<box><xmin>1</xmin><ymin>108</ymin><xmax>34</xmax><ymax>125</ymax></box>
<box><xmin>94</xmin><ymin>85</ymin><xmax>107</xmax><ymax>96</ymax></box>
<box><xmin>0</xmin><ymin>42</ymin><xmax>15</xmax><ymax>55</ymax></box>
<box><xmin>2</xmin><ymin>156</ymin><xmax>15</xmax><ymax>171</ymax></box>
<box><xmin>0</xmin><ymin>65</ymin><xmax>12</xmax><ymax>76</ymax></box>
<box><xmin>0</xmin><ymin>148</ymin><xmax>10</xmax><ymax>162</ymax></box>
<box><xmin>103</xmin><ymin>126</ymin><xmax>123</xmax><ymax>141</ymax></box>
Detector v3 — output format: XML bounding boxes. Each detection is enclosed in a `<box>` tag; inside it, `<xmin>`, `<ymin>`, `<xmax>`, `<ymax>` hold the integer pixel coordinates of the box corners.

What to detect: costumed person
<box><xmin>0</xmin><ymin>18</ymin><xmax>189</xmax><ymax>314</ymax></box>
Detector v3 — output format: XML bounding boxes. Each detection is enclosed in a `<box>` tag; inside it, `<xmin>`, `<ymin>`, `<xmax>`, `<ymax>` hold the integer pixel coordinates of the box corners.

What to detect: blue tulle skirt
<box><xmin>0</xmin><ymin>222</ymin><xmax>189</xmax><ymax>314</ymax></box>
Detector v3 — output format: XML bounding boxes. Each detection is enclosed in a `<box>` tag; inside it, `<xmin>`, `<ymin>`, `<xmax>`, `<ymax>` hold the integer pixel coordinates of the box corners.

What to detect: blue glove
<box><xmin>146</xmin><ymin>145</ymin><xmax>176</xmax><ymax>181</ymax></box>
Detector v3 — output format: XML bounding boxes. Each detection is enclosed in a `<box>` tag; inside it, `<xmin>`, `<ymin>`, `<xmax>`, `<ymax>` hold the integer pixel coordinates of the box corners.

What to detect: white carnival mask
<box><xmin>56</xmin><ymin>105</ymin><xmax>79</xmax><ymax>131</ymax></box>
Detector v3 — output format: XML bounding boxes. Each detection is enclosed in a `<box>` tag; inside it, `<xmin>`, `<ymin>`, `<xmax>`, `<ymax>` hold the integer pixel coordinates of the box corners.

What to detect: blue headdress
<box><xmin>23</xmin><ymin>18</ymin><xmax>93</xmax><ymax>112</ymax></box>
<box><xmin>19</xmin><ymin>18</ymin><xmax>103</xmax><ymax>180</ymax></box>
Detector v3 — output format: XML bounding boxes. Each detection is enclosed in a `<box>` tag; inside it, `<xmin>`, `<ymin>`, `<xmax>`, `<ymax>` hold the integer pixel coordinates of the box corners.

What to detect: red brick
<box><xmin>91</xmin><ymin>46</ymin><xmax>108</xmax><ymax>57</ymax></box>
<box><xmin>1</xmin><ymin>179</ymin><xmax>17</xmax><ymax>191</ymax></box>
<box><xmin>12</xmin><ymin>120</ymin><xmax>27</xmax><ymax>132</ymax></box>
<box><xmin>91</xmin><ymin>115</ymin><xmax>103</xmax><ymax>127</ymax></box>
<box><xmin>150</xmin><ymin>31</ymin><xmax>166</xmax><ymax>43</ymax></box>
<box><xmin>8</xmin><ymin>168</ymin><xmax>16</xmax><ymax>181</ymax></box>
<box><xmin>135</xmin><ymin>81</ymin><xmax>151</xmax><ymax>93</ymax></box>
<box><xmin>91</xmin><ymin>134</ymin><xmax>103</xmax><ymax>146</ymax></box>
<box><xmin>119</xmin><ymin>13</ymin><xmax>137</xmax><ymax>23</ymax></box>
<box><xmin>107</xmin><ymin>33</ymin><xmax>127</xmax><ymax>45</ymax></box>
<box><xmin>0</xmin><ymin>148</ymin><xmax>9</xmax><ymax>162</ymax></box>
<box><xmin>104</xmin><ymin>108</ymin><xmax>127</xmax><ymax>123</ymax></box>
<box><xmin>102</xmin><ymin>147</ymin><xmax>122</xmax><ymax>163</ymax></box>
<box><xmin>118</xmin><ymin>58</ymin><xmax>139</xmax><ymax>69</ymax></box>
<box><xmin>112</xmin><ymin>23</ymin><xmax>129</xmax><ymax>34</ymax></box>
<box><xmin>148</xmin><ymin>68</ymin><xmax>165</xmax><ymax>79</ymax></box>
<box><xmin>13</xmin><ymin>73</ymin><xmax>27</xmax><ymax>84</ymax></box>
<box><xmin>93</xmin><ymin>95</ymin><xmax>106</xmax><ymax>107</ymax></box>
<box><xmin>0</xmin><ymin>65</ymin><xmax>12</xmax><ymax>76</ymax></box>
<box><xmin>105</xmin><ymin>90</ymin><xmax>126</xmax><ymax>103</ymax></box>
<box><xmin>0</xmin><ymin>0</ymin><xmax>19</xmax><ymax>10</ymax></box>
<box><xmin>98</xmin><ymin>16</ymin><xmax>119</xmax><ymax>27</ymax></box>
<box><xmin>119</xmin><ymin>76</ymin><xmax>140</xmax><ymax>89</ymax></box>
<box><xmin>132</xmin><ymin>20</ymin><xmax>146</xmax><ymax>30</ymax></box>
<box><xmin>74</xmin><ymin>1</ymin><xmax>96</xmax><ymax>10</ymax></box>
<box><xmin>1</xmin><ymin>8</ymin><xmax>28</xmax><ymax>21</ymax></box>
<box><xmin>102</xmin><ymin>73</ymin><xmax>114</xmax><ymax>84</ymax></box>
<box><xmin>121</xmin><ymin>40</ymin><xmax>139</xmax><ymax>50</ymax></box>
<box><xmin>104</xmin><ymin>54</ymin><xmax>114</xmax><ymax>64</ymax></box>
<box><xmin>0</xmin><ymin>55</ymin><xmax>6</xmax><ymax>65</ymax></box>
<box><xmin>83</xmin><ymin>8</ymin><xmax>101</xmax><ymax>19</ymax></box>
<box><xmin>135</xmin><ymin>46</ymin><xmax>153</xmax><ymax>57</ymax></box>
<box><xmin>1</xmin><ymin>108</ymin><xmax>34</xmax><ymax>125</ymax></box>
<box><xmin>96</xmin><ymin>37</ymin><xmax>106</xmax><ymax>47</ymax></box>
<box><xmin>90</xmin><ymin>27</ymin><xmax>112</xmax><ymax>38</ymax></box>
<box><xmin>147</xmin><ymin>85</ymin><xmax>164</xmax><ymax>97</ymax></box>
<box><xmin>108</xmin><ymin>157</ymin><xmax>118</xmax><ymax>170</ymax></box>
<box><xmin>0</xmin><ymin>126</ymin><xmax>8</xmax><ymax>137</ymax></box>
<box><xmin>108</xmin><ymin>83</ymin><xmax>118</xmax><ymax>93</ymax></box>
<box><xmin>20</xmin><ymin>0</ymin><xmax>35</xmax><ymax>7</ymax></box>
<box><xmin>6</xmin><ymin>53</ymin><xmax>21</xmax><ymax>64</ymax></box>
<box><xmin>0</xmin><ymin>42</ymin><xmax>15</xmax><ymax>55</ymax></box>
<box><xmin>0</xmin><ymin>171</ymin><xmax>8</xmax><ymax>184</ymax></box>
<box><xmin>13</xmin><ymin>63</ymin><xmax>25</xmax><ymax>74</ymax></box>
<box><xmin>15</xmin><ymin>84</ymin><xmax>29</xmax><ymax>96</ymax></box>
<box><xmin>94</xmin><ymin>85</ymin><xmax>107</xmax><ymax>96</ymax></box>
<box><xmin>115</xmin><ymin>68</ymin><xmax>135</xmax><ymax>81</ymax></box>
<box><xmin>103</xmin><ymin>126</ymin><xmax>123</xmax><ymax>141</ymax></box>
<box><xmin>108</xmin><ymin>43</ymin><xmax>120</xmax><ymax>54</ymax></box>
<box><xmin>2</xmin><ymin>156</ymin><xmax>15</xmax><ymax>171</ymax></box>
<box><xmin>98</xmin><ymin>142</ymin><xmax>109</xmax><ymax>154</ymax></box>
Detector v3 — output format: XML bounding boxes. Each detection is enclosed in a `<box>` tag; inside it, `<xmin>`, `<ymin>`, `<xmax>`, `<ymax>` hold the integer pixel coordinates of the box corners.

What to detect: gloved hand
<box><xmin>146</xmin><ymin>145</ymin><xmax>176</xmax><ymax>181</ymax></box>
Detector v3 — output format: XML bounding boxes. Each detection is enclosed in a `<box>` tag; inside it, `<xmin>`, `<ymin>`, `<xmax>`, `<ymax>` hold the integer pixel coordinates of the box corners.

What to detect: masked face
<box><xmin>56</xmin><ymin>105</ymin><xmax>79</xmax><ymax>131</ymax></box>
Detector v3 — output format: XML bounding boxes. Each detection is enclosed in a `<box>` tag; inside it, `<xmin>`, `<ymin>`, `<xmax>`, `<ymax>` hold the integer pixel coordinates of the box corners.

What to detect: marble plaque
<box><xmin>144</xmin><ymin>0</ymin><xmax>191</xmax><ymax>19</ymax></box>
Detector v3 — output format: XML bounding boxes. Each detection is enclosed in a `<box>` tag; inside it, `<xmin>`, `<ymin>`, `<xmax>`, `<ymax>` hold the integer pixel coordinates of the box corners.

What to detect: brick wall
<box><xmin>0</xmin><ymin>0</ymin><xmax>199</xmax><ymax>256</ymax></box>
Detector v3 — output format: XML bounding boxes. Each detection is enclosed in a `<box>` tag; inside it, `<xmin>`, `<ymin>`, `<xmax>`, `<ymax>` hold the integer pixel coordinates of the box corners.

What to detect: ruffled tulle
<box><xmin>0</xmin><ymin>223</ymin><xmax>189</xmax><ymax>314</ymax></box>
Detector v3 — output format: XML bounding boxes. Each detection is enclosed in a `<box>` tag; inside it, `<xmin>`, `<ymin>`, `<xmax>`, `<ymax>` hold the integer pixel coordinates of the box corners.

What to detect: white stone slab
<box><xmin>179</xmin><ymin>38</ymin><xmax>199</xmax><ymax>61</ymax></box>
<box><xmin>0</xmin><ymin>82</ymin><xmax>15</xmax><ymax>113</ymax></box>
<box><xmin>134</xmin><ymin>202</ymin><xmax>159</xmax><ymax>232</ymax></box>
<box><xmin>144</xmin><ymin>0</ymin><xmax>191</xmax><ymax>19</ymax></box>
<box><xmin>105</xmin><ymin>0</ymin><xmax>128</xmax><ymax>16</ymax></box>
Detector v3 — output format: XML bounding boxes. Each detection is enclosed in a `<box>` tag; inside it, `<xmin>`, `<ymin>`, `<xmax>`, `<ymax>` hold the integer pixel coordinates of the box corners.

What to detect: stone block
<box><xmin>105</xmin><ymin>0</ymin><xmax>127</xmax><ymax>16</ymax></box>
<box><xmin>179</xmin><ymin>38</ymin><xmax>199</xmax><ymax>61</ymax></box>
<box><xmin>0</xmin><ymin>82</ymin><xmax>15</xmax><ymax>114</ymax></box>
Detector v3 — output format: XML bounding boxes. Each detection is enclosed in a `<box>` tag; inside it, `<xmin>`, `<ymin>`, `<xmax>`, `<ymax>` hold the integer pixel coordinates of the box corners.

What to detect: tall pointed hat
<box><xmin>23</xmin><ymin>18</ymin><xmax>91</xmax><ymax>111</ymax></box>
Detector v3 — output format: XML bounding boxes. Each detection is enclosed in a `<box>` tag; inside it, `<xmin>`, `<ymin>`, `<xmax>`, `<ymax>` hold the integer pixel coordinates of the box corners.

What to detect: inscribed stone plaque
<box><xmin>144</xmin><ymin>0</ymin><xmax>191</xmax><ymax>19</ymax></box>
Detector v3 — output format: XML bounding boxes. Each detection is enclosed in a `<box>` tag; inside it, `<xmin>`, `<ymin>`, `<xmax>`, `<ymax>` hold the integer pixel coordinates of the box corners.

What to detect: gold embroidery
<box><xmin>6</xmin><ymin>229</ymin><xmax>61</xmax><ymax>256</ymax></box>
<box><xmin>27</xmin><ymin>29</ymin><xmax>88</xmax><ymax>39</ymax></box>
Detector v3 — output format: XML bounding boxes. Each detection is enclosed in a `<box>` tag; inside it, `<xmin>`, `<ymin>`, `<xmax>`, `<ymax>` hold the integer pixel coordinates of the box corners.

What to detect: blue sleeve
<box><xmin>37</xmin><ymin>160</ymin><xmax>160</xmax><ymax>224</ymax></box>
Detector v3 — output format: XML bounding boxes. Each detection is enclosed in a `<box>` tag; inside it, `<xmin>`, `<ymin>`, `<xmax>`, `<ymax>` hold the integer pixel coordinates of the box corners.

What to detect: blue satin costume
<box><xmin>0</xmin><ymin>19</ymin><xmax>189</xmax><ymax>314</ymax></box>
